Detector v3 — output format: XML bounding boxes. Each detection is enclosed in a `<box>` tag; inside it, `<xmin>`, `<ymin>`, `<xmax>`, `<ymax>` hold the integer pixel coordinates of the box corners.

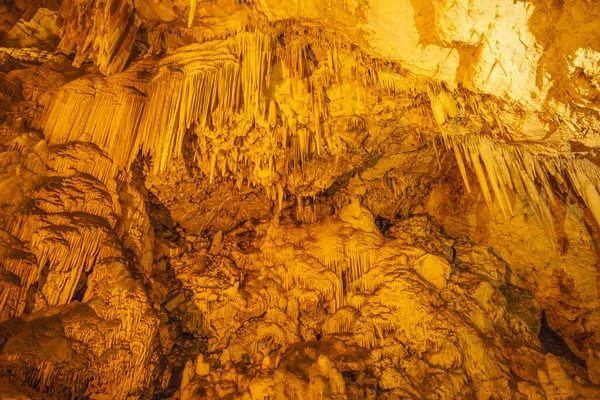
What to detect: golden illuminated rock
<box><xmin>0</xmin><ymin>0</ymin><xmax>599</xmax><ymax>399</ymax></box>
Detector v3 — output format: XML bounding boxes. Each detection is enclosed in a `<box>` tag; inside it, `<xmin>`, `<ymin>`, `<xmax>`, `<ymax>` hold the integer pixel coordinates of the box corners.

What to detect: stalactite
<box><xmin>573</xmin><ymin>166</ymin><xmax>600</xmax><ymax>228</ymax></box>
<box><xmin>279</xmin><ymin>37</ymin><xmax>308</xmax><ymax>79</ymax></box>
<box><xmin>313</xmin><ymin>91</ymin><xmax>322</xmax><ymax>156</ymax></box>
<box><xmin>277</xmin><ymin>182</ymin><xmax>284</xmax><ymax>210</ymax></box>
<box><xmin>2</xmin><ymin>8</ymin><xmax>600</xmax><ymax>398</ymax></box>
<box><xmin>188</xmin><ymin>0</ymin><xmax>197</xmax><ymax>28</ymax></box>
<box><xmin>209</xmin><ymin>151</ymin><xmax>218</xmax><ymax>184</ymax></box>
<box><xmin>0</xmin><ymin>246</ymin><xmax>37</xmax><ymax>321</ymax></box>
<box><xmin>341</xmin><ymin>240</ymin><xmax>375</xmax><ymax>293</ymax></box>
<box><xmin>47</xmin><ymin>143</ymin><xmax>120</xmax><ymax>193</ymax></box>
<box><xmin>31</xmin><ymin>218</ymin><xmax>117</xmax><ymax>306</ymax></box>
<box><xmin>56</xmin><ymin>0</ymin><xmax>140</xmax><ymax>75</ymax></box>
<box><xmin>35</xmin><ymin>77</ymin><xmax>147</xmax><ymax>173</ymax></box>
<box><xmin>36</xmin><ymin>32</ymin><xmax>278</xmax><ymax>177</ymax></box>
<box><xmin>322</xmin><ymin>307</ymin><xmax>359</xmax><ymax>334</ymax></box>
<box><xmin>0</xmin><ymin>101</ymin><xmax>161</xmax><ymax>399</ymax></box>
<box><xmin>440</xmin><ymin>132</ymin><xmax>600</xmax><ymax>245</ymax></box>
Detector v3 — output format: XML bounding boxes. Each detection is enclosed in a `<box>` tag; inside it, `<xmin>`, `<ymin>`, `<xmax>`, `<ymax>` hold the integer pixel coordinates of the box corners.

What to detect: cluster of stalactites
<box><xmin>56</xmin><ymin>0</ymin><xmax>140</xmax><ymax>75</ymax></box>
<box><xmin>417</xmin><ymin>81</ymin><xmax>600</xmax><ymax>245</ymax></box>
<box><xmin>0</xmin><ymin>134</ymin><xmax>124</xmax><ymax>322</ymax></box>
<box><xmin>0</xmin><ymin>133</ymin><xmax>160</xmax><ymax>398</ymax></box>
<box><xmin>35</xmin><ymin>21</ymin><xmax>600</xmax><ymax>244</ymax></box>
<box><xmin>35</xmin><ymin>32</ymin><xmax>275</xmax><ymax>174</ymax></box>
<box><xmin>442</xmin><ymin>131</ymin><xmax>600</xmax><ymax>245</ymax></box>
<box><xmin>276</xmin><ymin>228</ymin><xmax>381</xmax><ymax>313</ymax></box>
<box><xmin>192</xmin><ymin>32</ymin><xmax>349</xmax><ymax>197</ymax></box>
<box><xmin>0</xmin><ymin>239</ymin><xmax>37</xmax><ymax>322</ymax></box>
<box><xmin>33</xmin><ymin>28</ymin><xmax>414</xmax><ymax>200</ymax></box>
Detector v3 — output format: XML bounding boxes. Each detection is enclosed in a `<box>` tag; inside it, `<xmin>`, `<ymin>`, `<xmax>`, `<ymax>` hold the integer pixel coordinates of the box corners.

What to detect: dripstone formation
<box><xmin>1</xmin><ymin>0</ymin><xmax>600</xmax><ymax>399</ymax></box>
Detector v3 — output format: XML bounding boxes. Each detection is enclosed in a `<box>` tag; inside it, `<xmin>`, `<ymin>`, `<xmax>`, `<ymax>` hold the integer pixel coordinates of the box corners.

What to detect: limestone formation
<box><xmin>0</xmin><ymin>0</ymin><xmax>599</xmax><ymax>399</ymax></box>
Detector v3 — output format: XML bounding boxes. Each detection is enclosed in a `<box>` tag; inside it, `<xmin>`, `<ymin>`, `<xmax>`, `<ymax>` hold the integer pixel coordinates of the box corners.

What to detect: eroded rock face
<box><xmin>0</xmin><ymin>0</ymin><xmax>599</xmax><ymax>399</ymax></box>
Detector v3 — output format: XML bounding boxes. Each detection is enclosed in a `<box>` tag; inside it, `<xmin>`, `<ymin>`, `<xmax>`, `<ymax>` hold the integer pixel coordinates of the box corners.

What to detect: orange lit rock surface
<box><xmin>0</xmin><ymin>0</ymin><xmax>599</xmax><ymax>398</ymax></box>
